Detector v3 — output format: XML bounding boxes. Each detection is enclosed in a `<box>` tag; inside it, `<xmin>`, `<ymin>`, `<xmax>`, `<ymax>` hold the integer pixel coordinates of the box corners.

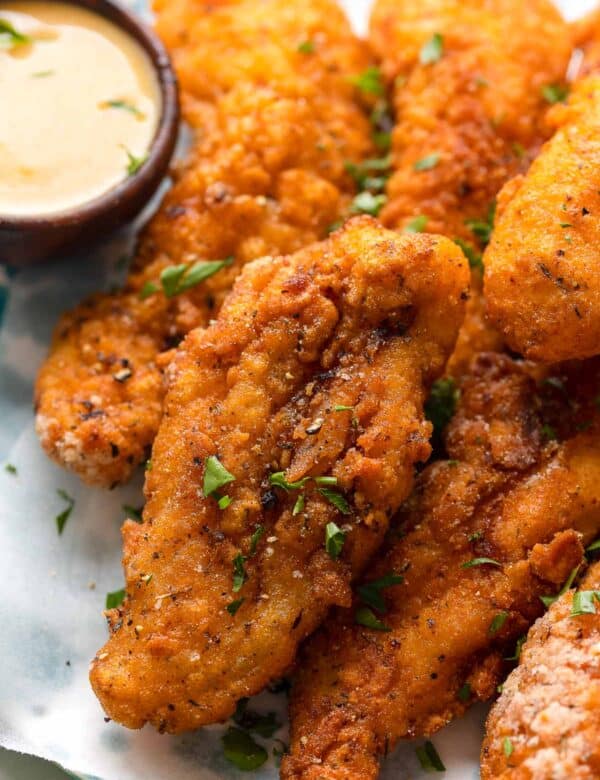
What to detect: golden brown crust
<box><xmin>282</xmin><ymin>354</ymin><xmax>600</xmax><ymax>780</ymax></box>
<box><xmin>34</xmin><ymin>0</ymin><xmax>374</xmax><ymax>486</ymax></box>
<box><xmin>485</xmin><ymin>70</ymin><xmax>600</xmax><ymax>361</ymax></box>
<box><xmin>481</xmin><ymin>562</ymin><xmax>600</xmax><ymax>779</ymax></box>
<box><xmin>369</xmin><ymin>0</ymin><xmax>570</xmax><ymax>377</ymax></box>
<box><xmin>89</xmin><ymin>217</ymin><xmax>469</xmax><ymax>733</ymax></box>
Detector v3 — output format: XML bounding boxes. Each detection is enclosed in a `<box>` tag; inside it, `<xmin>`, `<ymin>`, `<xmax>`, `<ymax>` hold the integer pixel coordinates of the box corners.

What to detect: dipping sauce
<box><xmin>0</xmin><ymin>1</ymin><xmax>160</xmax><ymax>216</ymax></box>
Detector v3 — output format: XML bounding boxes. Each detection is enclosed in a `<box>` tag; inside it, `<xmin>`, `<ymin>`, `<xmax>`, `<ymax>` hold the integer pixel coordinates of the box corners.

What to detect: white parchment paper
<box><xmin>0</xmin><ymin>0</ymin><xmax>591</xmax><ymax>777</ymax></box>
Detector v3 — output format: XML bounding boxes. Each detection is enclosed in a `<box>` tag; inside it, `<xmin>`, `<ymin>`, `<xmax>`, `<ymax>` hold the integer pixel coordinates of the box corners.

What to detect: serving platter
<box><xmin>0</xmin><ymin>0</ymin><xmax>592</xmax><ymax>777</ymax></box>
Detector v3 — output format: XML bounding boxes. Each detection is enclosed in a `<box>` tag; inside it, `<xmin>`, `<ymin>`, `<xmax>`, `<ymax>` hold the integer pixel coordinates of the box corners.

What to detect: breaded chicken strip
<box><xmin>481</xmin><ymin>562</ymin><xmax>600</xmax><ymax>779</ymax></box>
<box><xmin>34</xmin><ymin>0</ymin><xmax>374</xmax><ymax>487</ymax></box>
<box><xmin>89</xmin><ymin>217</ymin><xmax>469</xmax><ymax>732</ymax></box>
<box><xmin>369</xmin><ymin>0</ymin><xmax>571</xmax><ymax>375</ymax></box>
<box><xmin>282</xmin><ymin>354</ymin><xmax>600</xmax><ymax>780</ymax></box>
<box><xmin>485</xmin><ymin>64</ymin><xmax>600</xmax><ymax>361</ymax></box>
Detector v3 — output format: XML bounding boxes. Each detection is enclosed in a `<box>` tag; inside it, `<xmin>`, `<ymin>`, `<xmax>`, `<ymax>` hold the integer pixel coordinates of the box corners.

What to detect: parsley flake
<box><xmin>355</xmin><ymin>605</ymin><xmax>391</xmax><ymax>631</ymax></box>
<box><xmin>542</xmin><ymin>84</ymin><xmax>569</xmax><ymax>104</ymax></box>
<box><xmin>122</xmin><ymin>146</ymin><xmax>147</xmax><ymax>176</ymax></box>
<box><xmin>489</xmin><ymin>611</ymin><xmax>509</xmax><ymax>635</ymax></box>
<box><xmin>325</xmin><ymin>521</ymin><xmax>346</xmax><ymax>559</ymax></box>
<box><xmin>453</xmin><ymin>237</ymin><xmax>483</xmax><ymax>273</ymax></box>
<box><xmin>297</xmin><ymin>40</ymin><xmax>315</xmax><ymax>54</ymax></box>
<box><xmin>222</xmin><ymin>727</ymin><xmax>267</xmax><ymax>771</ymax></box>
<box><xmin>154</xmin><ymin>257</ymin><xmax>234</xmax><ymax>298</ymax></box>
<box><xmin>505</xmin><ymin>635</ymin><xmax>526</xmax><ymax>662</ymax></box>
<box><xmin>0</xmin><ymin>18</ymin><xmax>30</xmax><ymax>48</ymax></box>
<box><xmin>403</xmin><ymin>215</ymin><xmax>428</xmax><ymax>233</ymax></box>
<box><xmin>249</xmin><ymin>525</ymin><xmax>265</xmax><ymax>556</ymax></box>
<box><xmin>218</xmin><ymin>495</ymin><xmax>232</xmax><ymax>510</ymax></box>
<box><xmin>350</xmin><ymin>66</ymin><xmax>385</xmax><ymax>97</ymax></box>
<box><xmin>203</xmin><ymin>455</ymin><xmax>236</xmax><ymax>497</ymax></box>
<box><xmin>416</xmin><ymin>740</ymin><xmax>446</xmax><ymax>772</ymax></box>
<box><xmin>233</xmin><ymin>698</ymin><xmax>281</xmax><ymax>737</ymax></box>
<box><xmin>357</xmin><ymin>572</ymin><xmax>403</xmax><ymax>612</ymax></box>
<box><xmin>292</xmin><ymin>493</ymin><xmax>305</xmax><ymax>515</ymax></box>
<box><xmin>465</xmin><ymin>202</ymin><xmax>496</xmax><ymax>247</ymax></box>
<box><xmin>419</xmin><ymin>33</ymin><xmax>444</xmax><ymax>65</ymax></box>
<box><xmin>425</xmin><ymin>377</ymin><xmax>460</xmax><ymax>438</ymax></box>
<box><xmin>226</xmin><ymin>598</ymin><xmax>244</xmax><ymax>615</ymax></box>
<box><xmin>105</xmin><ymin>588</ymin><xmax>126</xmax><ymax>609</ymax></box>
<box><xmin>541</xmin><ymin>423</ymin><xmax>557</xmax><ymax>441</ymax></box>
<box><xmin>414</xmin><ymin>153</ymin><xmax>440</xmax><ymax>171</ymax></box>
<box><xmin>350</xmin><ymin>191</ymin><xmax>387</xmax><ymax>216</ymax></box>
<box><xmin>122</xmin><ymin>504</ymin><xmax>143</xmax><ymax>522</ymax></box>
<box><xmin>571</xmin><ymin>590</ymin><xmax>600</xmax><ymax>617</ymax></box>
<box><xmin>100</xmin><ymin>99</ymin><xmax>144</xmax><ymax>119</ymax></box>
<box><xmin>503</xmin><ymin>737</ymin><xmax>514</xmax><ymax>758</ymax></box>
<box><xmin>55</xmin><ymin>489</ymin><xmax>75</xmax><ymax>535</ymax></box>
<box><xmin>269</xmin><ymin>472</ymin><xmax>310</xmax><ymax>491</ymax></box>
<box><xmin>586</xmin><ymin>538</ymin><xmax>600</xmax><ymax>556</ymax></box>
<box><xmin>319</xmin><ymin>488</ymin><xmax>351</xmax><ymax>515</ymax></box>
<box><xmin>4</xmin><ymin>463</ymin><xmax>17</xmax><ymax>475</ymax></box>
<box><xmin>461</xmin><ymin>557</ymin><xmax>502</xmax><ymax>569</ymax></box>
<box><xmin>540</xmin><ymin>564</ymin><xmax>580</xmax><ymax>608</ymax></box>
<box><xmin>232</xmin><ymin>554</ymin><xmax>247</xmax><ymax>593</ymax></box>
<box><xmin>334</xmin><ymin>404</ymin><xmax>354</xmax><ymax>412</ymax></box>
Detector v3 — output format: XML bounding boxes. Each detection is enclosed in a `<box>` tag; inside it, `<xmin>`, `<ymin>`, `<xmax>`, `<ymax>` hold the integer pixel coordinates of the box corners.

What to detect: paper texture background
<box><xmin>0</xmin><ymin>0</ymin><xmax>591</xmax><ymax>777</ymax></box>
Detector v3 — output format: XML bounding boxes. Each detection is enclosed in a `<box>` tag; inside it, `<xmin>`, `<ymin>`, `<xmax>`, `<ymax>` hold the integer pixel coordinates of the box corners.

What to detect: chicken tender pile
<box><xmin>368</xmin><ymin>0</ymin><xmax>570</xmax><ymax>376</ymax></box>
<box><xmin>89</xmin><ymin>217</ymin><xmax>469</xmax><ymax>733</ymax></box>
<box><xmin>34</xmin><ymin>0</ymin><xmax>374</xmax><ymax>487</ymax></box>
<box><xmin>481</xmin><ymin>562</ymin><xmax>600</xmax><ymax>780</ymax></box>
<box><xmin>485</xmin><ymin>66</ymin><xmax>600</xmax><ymax>362</ymax></box>
<box><xmin>283</xmin><ymin>354</ymin><xmax>600</xmax><ymax>780</ymax></box>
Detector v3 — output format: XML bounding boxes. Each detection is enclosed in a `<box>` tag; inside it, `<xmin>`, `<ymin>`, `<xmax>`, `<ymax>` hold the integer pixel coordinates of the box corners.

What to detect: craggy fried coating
<box><xmin>484</xmin><ymin>69</ymin><xmax>600</xmax><ymax>362</ymax></box>
<box><xmin>89</xmin><ymin>217</ymin><xmax>469</xmax><ymax>732</ymax></box>
<box><xmin>282</xmin><ymin>354</ymin><xmax>600</xmax><ymax>780</ymax></box>
<box><xmin>369</xmin><ymin>0</ymin><xmax>570</xmax><ymax>376</ymax></box>
<box><xmin>481</xmin><ymin>562</ymin><xmax>600</xmax><ymax>779</ymax></box>
<box><xmin>34</xmin><ymin>0</ymin><xmax>374</xmax><ymax>487</ymax></box>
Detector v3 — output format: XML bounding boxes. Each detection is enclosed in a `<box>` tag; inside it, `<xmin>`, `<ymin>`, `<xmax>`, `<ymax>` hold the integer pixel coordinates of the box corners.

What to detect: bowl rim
<box><xmin>0</xmin><ymin>0</ymin><xmax>179</xmax><ymax>228</ymax></box>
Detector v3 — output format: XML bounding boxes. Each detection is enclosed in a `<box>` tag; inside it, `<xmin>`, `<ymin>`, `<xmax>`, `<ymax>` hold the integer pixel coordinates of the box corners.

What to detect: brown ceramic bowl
<box><xmin>0</xmin><ymin>0</ymin><xmax>179</xmax><ymax>267</ymax></box>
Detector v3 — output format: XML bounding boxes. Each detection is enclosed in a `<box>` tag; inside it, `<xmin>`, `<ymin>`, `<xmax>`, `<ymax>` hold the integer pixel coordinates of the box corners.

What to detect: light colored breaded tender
<box><xmin>369</xmin><ymin>0</ymin><xmax>571</xmax><ymax>376</ymax></box>
<box><xmin>481</xmin><ymin>562</ymin><xmax>600</xmax><ymax>779</ymax></box>
<box><xmin>89</xmin><ymin>217</ymin><xmax>469</xmax><ymax>733</ymax></box>
<box><xmin>34</xmin><ymin>0</ymin><xmax>374</xmax><ymax>487</ymax></box>
<box><xmin>282</xmin><ymin>354</ymin><xmax>600</xmax><ymax>780</ymax></box>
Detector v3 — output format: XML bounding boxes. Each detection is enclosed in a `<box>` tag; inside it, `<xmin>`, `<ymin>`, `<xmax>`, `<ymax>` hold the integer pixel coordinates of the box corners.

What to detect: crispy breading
<box><xmin>481</xmin><ymin>562</ymin><xmax>600</xmax><ymax>780</ymax></box>
<box><xmin>369</xmin><ymin>0</ymin><xmax>570</xmax><ymax>376</ymax></box>
<box><xmin>484</xmin><ymin>69</ymin><xmax>600</xmax><ymax>362</ymax></box>
<box><xmin>34</xmin><ymin>0</ymin><xmax>374</xmax><ymax>487</ymax></box>
<box><xmin>89</xmin><ymin>217</ymin><xmax>469</xmax><ymax>733</ymax></box>
<box><xmin>282</xmin><ymin>354</ymin><xmax>600</xmax><ymax>780</ymax></box>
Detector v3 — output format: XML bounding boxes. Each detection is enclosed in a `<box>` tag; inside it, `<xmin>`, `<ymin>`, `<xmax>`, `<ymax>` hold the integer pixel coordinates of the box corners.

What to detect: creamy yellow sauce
<box><xmin>0</xmin><ymin>2</ymin><xmax>160</xmax><ymax>216</ymax></box>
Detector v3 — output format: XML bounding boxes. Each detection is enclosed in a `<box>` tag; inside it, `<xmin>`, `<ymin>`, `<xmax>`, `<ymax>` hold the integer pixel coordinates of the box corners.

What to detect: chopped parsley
<box><xmin>297</xmin><ymin>40</ymin><xmax>315</xmax><ymax>54</ymax></box>
<box><xmin>270</xmin><ymin>472</ymin><xmax>351</xmax><ymax>517</ymax></box>
<box><xmin>571</xmin><ymin>590</ymin><xmax>600</xmax><ymax>617</ymax></box>
<box><xmin>325</xmin><ymin>521</ymin><xmax>346</xmax><ymax>559</ymax></box>
<box><xmin>357</xmin><ymin>572</ymin><xmax>403</xmax><ymax>612</ymax></box>
<box><xmin>319</xmin><ymin>487</ymin><xmax>350</xmax><ymax>514</ymax></box>
<box><xmin>586</xmin><ymin>538</ymin><xmax>600</xmax><ymax>556</ymax></box>
<box><xmin>218</xmin><ymin>495</ymin><xmax>232</xmax><ymax>510</ymax></box>
<box><xmin>457</xmin><ymin>682</ymin><xmax>471</xmax><ymax>702</ymax></box>
<box><xmin>122</xmin><ymin>504</ymin><xmax>143</xmax><ymax>522</ymax></box>
<box><xmin>413</xmin><ymin>153</ymin><xmax>440</xmax><ymax>171</ymax></box>
<box><xmin>468</xmin><ymin>532</ymin><xmax>483</xmax><ymax>542</ymax></box>
<box><xmin>541</xmin><ymin>423</ymin><xmax>557</xmax><ymax>441</ymax></box>
<box><xmin>505</xmin><ymin>635</ymin><xmax>526</xmax><ymax>661</ymax></box>
<box><xmin>232</xmin><ymin>554</ymin><xmax>247</xmax><ymax>593</ymax></box>
<box><xmin>145</xmin><ymin>459</ymin><xmax>153</xmax><ymax>471</ymax></box>
<box><xmin>334</xmin><ymin>404</ymin><xmax>354</xmax><ymax>412</ymax></box>
<box><xmin>559</xmin><ymin>222</ymin><xmax>573</xmax><ymax>229</ymax></box>
<box><xmin>540</xmin><ymin>565</ymin><xmax>580</xmax><ymax>608</ymax></box>
<box><xmin>461</xmin><ymin>557</ymin><xmax>502</xmax><ymax>569</ymax></box>
<box><xmin>222</xmin><ymin>727</ymin><xmax>268</xmax><ymax>771</ymax></box>
<box><xmin>416</xmin><ymin>740</ymin><xmax>446</xmax><ymax>772</ymax></box>
<box><xmin>122</xmin><ymin>146</ymin><xmax>147</xmax><ymax>176</ymax></box>
<box><xmin>227</xmin><ymin>598</ymin><xmax>244</xmax><ymax>615</ymax></box>
<box><xmin>403</xmin><ymin>215</ymin><xmax>428</xmax><ymax>233</ymax></box>
<box><xmin>32</xmin><ymin>69</ymin><xmax>54</xmax><ymax>78</ymax></box>
<box><xmin>0</xmin><ymin>18</ymin><xmax>30</xmax><ymax>48</ymax></box>
<box><xmin>419</xmin><ymin>33</ymin><xmax>444</xmax><ymax>65</ymax></box>
<box><xmin>425</xmin><ymin>377</ymin><xmax>460</xmax><ymax>438</ymax></box>
<box><xmin>350</xmin><ymin>66</ymin><xmax>385</xmax><ymax>97</ymax></box>
<box><xmin>139</xmin><ymin>258</ymin><xmax>233</xmax><ymax>299</ymax></box>
<box><xmin>105</xmin><ymin>588</ymin><xmax>126</xmax><ymax>609</ymax></box>
<box><xmin>489</xmin><ymin>611</ymin><xmax>509</xmax><ymax>635</ymax></box>
<box><xmin>542</xmin><ymin>84</ymin><xmax>569</xmax><ymax>104</ymax></box>
<box><xmin>465</xmin><ymin>202</ymin><xmax>496</xmax><ymax>247</ymax></box>
<box><xmin>203</xmin><ymin>455</ymin><xmax>236</xmax><ymax>496</ymax></box>
<box><xmin>453</xmin><ymin>237</ymin><xmax>483</xmax><ymax>273</ymax></box>
<box><xmin>100</xmin><ymin>99</ymin><xmax>144</xmax><ymax>119</ymax></box>
<box><xmin>55</xmin><ymin>488</ymin><xmax>75</xmax><ymax>535</ymax></box>
<box><xmin>503</xmin><ymin>737</ymin><xmax>514</xmax><ymax>759</ymax></box>
<box><xmin>269</xmin><ymin>472</ymin><xmax>310</xmax><ymax>491</ymax></box>
<box><xmin>350</xmin><ymin>191</ymin><xmax>387</xmax><ymax>217</ymax></box>
<box><xmin>354</xmin><ymin>605</ymin><xmax>391</xmax><ymax>631</ymax></box>
<box><xmin>4</xmin><ymin>463</ymin><xmax>17</xmax><ymax>475</ymax></box>
<box><xmin>233</xmin><ymin>698</ymin><xmax>281</xmax><ymax>737</ymax></box>
<box><xmin>345</xmin><ymin>154</ymin><xmax>392</xmax><ymax>190</ymax></box>
<box><xmin>292</xmin><ymin>494</ymin><xmax>305</xmax><ymax>515</ymax></box>
<box><xmin>249</xmin><ymin>525</ymin><xmax>265</xmax><ymax>556</ymax></box>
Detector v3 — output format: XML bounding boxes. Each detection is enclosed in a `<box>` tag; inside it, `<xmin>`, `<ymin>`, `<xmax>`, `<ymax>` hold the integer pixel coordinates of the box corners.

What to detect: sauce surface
<box><xmin>0</xmin><ymin>1</ymin><xmax>160</xmax><ymax>216</ymax></box>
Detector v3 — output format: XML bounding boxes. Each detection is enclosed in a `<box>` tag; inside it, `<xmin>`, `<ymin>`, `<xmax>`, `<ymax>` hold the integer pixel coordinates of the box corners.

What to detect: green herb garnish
<box><xmin>540</xmin><ymin>565</ymin><xmax>580</xmax><ymax>608</ymax></box>
<box><xmin>218</xmin><ymin>495</ymin><xmax>232</xmax><ymax>510</ymax></box>
<box><xmin>203</xmin><ymin>455</ymin><xmax>236</xmax><ymax>497</ymax></box>
<box><xmin>122</xmin><ymin>146</ymin><xmax>148</xmax><ymax>176</ymax></box>
<box><xmin>416</xmin><ymin>740</ymin><xmax>446</xmax><ymax>772</ymax></box>
<box><xmin>0</xmin><ymin>18</ymin><xmax>31</xmax><ymax>48</ymax></box>
<box><xmin>355</xmin><ymin>605</ymin><xmax>391</xmax><ymax>631</ymax></box>
<box><xmin>233</xmin><ymin>698</ymin><xmax>281</xmax><ymax>737</ymax></box>
<box><xmin>489</xmin><ymin>611</ymin><xmax>509</xmax><ymax>635</ymax></box>
<box><xmin>465</xmin><ymin>202</ymin><xmax>496</xmax><ymax>246</ymax></box>
<box><xmin>419</xmin><ymin>33</ymin><xmax>444</xmax><ymax>65</ymax></box>
<box><xmin>425</xmin><ymin>377</ymin><xmax>460</xmax><ymax>438</ymax></box>
<box><xmin>413</xmin><ymin>153</ymin><xmax>440</xmax><ymax>171</ymax></box>
<box><xmin>345</xmin><ymin>154</ymin><xmax>392</xmax><ymax>190</ymax></box>
<box><xmin>105</xmin><ymin>588</ymin><xmax>126</xmax><ymax>609</ymax></box>
<box><xmin>319</xmin><ymin>488</ymin><xmax>350</xmax><ymax>515</ymax></box>
<box><xmin>453</xmin><ymin>237</ymin><xmax>483</xmax><ymax>273</ymax></box>
<box><xmin>350</xmin><ymin>66</ymin><xmax>385</xmax><ymax>97</ymax></box>
<box><xmin>457</xmin><ymin>683</ymin><xmax>471</xmax><ymax>702</ymax></box>
<box><xmin>461</xmin><ymin>557</ymin><xmax>502</xmax><ymax>569</ymax></box>
<box><xmin>541</xmin><ymin>423</ymin><xmax>557</xmax><ymax>441</ymax></box>
<box><xmin>297</xmin><ymin>40</ymin><xmax>315</xmax><ymax>54</ymax></box>
<box><xmin>101</xmin><ymin>99</ymin><xmax>144</xmax><ymax>119</ymax></box>
<box><xmin>122</xmin><ymin>504</ymin><xmax>143</xmax><ymax>522</ymax></box>
<box><xmin>226</xmin><ymin>598</ymin><xmax>244</xmax><ymax>615</ymax></box>
<box><xmin>542</xmin><ymin>84</ymin><xmax>569</xmax><ymax>104</ymax></box>
<box><xmin>150</xmin><ymin>257</ymin><xmax>234</xmax><ymax>298</ymax></box>
<box><xmin>292</xmin><ymin>493</ymin><xmax>305</xmax><ymax>515</ymax></box>
<box><xmin>403</xmin><ymin>215</ymin><xmax>428</xmax><ymax>233</ymax></box>
<box><xmin>269</xmin><ymin>472</ymin><xmax>310</xmax><ymax>491</ymax></box>
<box><xmin>55</xmin><ymin>488</ymin><xmax>75</xmax><ymax>535</ymax></box>
<box><xmin>232</xmin><ymin>553</ymin><xmax>248</xmax><ymax>593</ymax></box>
<box><xmin>350</xmin><ymin>191</ymin><xmax>387</xmax><ymax>216</ymax></box>
<box><xmin>325</xmin><ymin>521</ymin><xmax>346</xmax><ymax>559</ymax></box>
<box><xmin>503</xmin><ymin>737</ymin><xmax>514</xmax><ymax>758</ymax></box>
<box><xmin>4</xmin><ymin>463</ymin><xmax>17</xmax><ymax>475</ymax></box>
<box><xmin>31</xmin><ymin>69</ymin><xmax>54</xmax><ymax>78</ymax></box>
<box><xmin>222</xmin><ymin>727</ymin><xmax>268</xmax><ymax>771</ymax></box>
<box><xmin>334</xmin><ymin>404</ymin><xmax>354</xmax><ymax>412</ymax></box>
<box><xmin>249</xmin><ymin>525</ymin><xmax>265</xmax><ymax>556</ymax></box>
<box><xmin>357</xmin><ymin>572</ymin><xmax>403</xmax><ymax>612</ymax></box>
<box><xmin>571</xmin><ymin>590</ymin><xmax>600</xmax><ymax>617</ymax></box>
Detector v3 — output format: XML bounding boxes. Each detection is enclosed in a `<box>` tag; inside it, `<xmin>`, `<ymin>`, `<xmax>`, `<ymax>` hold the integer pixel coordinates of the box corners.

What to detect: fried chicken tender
<box><xmin>484</xmin><ymin>66</ymin><xmax>600</xmax><ymax>362</ymax></box>
<box><xmin>282</xmin><ymin>353</ymin><xmax>600</xmax><ymax>780</ymax></box>
<box><xmin>481</xmin><ymin>562</ymin><xmax>600</xmax><ymax>780</ymax></box>
<box><xmin>369</xmin><ymin>0</ymin><xmax>570</xmax><ymax>376</ymax></box>
<box><xmin>88</xmin><ymin>217</ymin><xmax>469</xmax><ymax>732</ymax></box>
<box><xmin>34</xmin><ymin>0</ymin><xmax>374</xmax><ymax>487</ymax></box>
